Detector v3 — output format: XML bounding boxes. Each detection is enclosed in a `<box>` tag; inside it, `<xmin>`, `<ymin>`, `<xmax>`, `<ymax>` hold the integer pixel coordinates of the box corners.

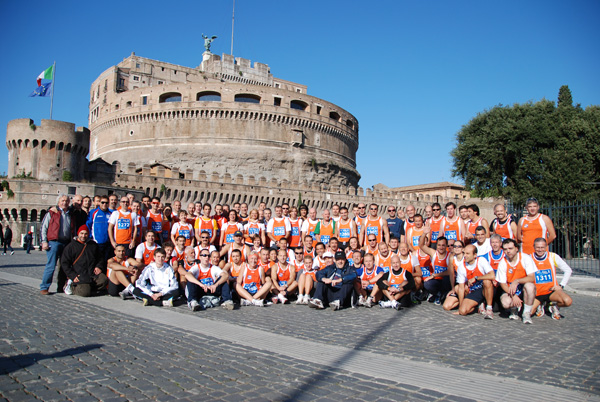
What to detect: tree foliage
<box><xmin>451</xmin><ymin>86</ymin><xmax>599</xmax><ymax>204</ymax></box>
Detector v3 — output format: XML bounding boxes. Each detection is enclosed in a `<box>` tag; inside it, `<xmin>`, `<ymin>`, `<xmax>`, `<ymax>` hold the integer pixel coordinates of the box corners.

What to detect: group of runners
<box><xmin>40</xmin><ymin>193</ymin><xmax>573</xmax><ymax>323</ymax></box>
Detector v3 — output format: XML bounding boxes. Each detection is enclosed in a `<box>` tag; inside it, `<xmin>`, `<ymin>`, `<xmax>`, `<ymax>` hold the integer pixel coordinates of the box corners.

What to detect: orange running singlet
<box><xmin>531</xmin><ymin>252</ymin><xmax>558</xmax><ymax>296</ymax></box>
<box><xmin>520</xmin><ymin>214</ymin><xmax>548</xmax><ymax>254</ymax></box>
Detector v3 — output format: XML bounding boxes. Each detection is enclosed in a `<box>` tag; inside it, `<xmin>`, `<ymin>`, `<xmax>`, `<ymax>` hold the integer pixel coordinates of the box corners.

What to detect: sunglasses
<box><xmin>200</xmin><ymin>254</ymin><xmax>209</xmax><ymax>257</ymax></box>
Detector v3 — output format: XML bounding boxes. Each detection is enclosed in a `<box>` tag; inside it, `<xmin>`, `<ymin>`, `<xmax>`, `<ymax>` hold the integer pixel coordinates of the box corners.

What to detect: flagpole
<box><xmin>231</xmin><ymin>0</ymin><xmax>235</xmax><ymax>55</ymax></box>
<box><xmin>50</xmin><ymin>61</ymin><xmax>56</xmax><ymax>120</ymax></box>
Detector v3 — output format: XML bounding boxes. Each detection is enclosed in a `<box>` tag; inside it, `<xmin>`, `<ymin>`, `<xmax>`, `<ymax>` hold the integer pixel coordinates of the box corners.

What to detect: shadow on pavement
<box><xmin>0</xmin><ymin>344</ymin><xmax>103</xmax><ymax>374</ymax></box>
<box><xmin>283</xmin><ymin>309</ymin><xmax>402</xmax><ymax>401</ymax></box>
<box><xmin>0</xmin><ymin>264</ymin><xmax>46</xmax><ymax>269</ymax></box>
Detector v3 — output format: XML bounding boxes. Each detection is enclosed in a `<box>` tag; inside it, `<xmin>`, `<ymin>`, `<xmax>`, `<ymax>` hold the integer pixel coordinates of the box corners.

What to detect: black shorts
<box><xmin>535</xmin><ymin>293</ymin><xmax>552</xmax><ymax>304</ymax></box>
<box><xmin>108</xmin><ymin>281</ymin><xmax>125</xmax><ymax>297</ymax></box>
<box><xmin>465</xmin><ymin>287</ymin><xmax>485</xmax><ymax>303</ymax></box>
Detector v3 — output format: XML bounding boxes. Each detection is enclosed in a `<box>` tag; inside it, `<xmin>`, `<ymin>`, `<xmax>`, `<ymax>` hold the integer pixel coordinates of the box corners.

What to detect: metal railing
<box><xmin>507</xmin><ymin>200</ymin><xmax>600</xmax><ymax>277</ymax></box>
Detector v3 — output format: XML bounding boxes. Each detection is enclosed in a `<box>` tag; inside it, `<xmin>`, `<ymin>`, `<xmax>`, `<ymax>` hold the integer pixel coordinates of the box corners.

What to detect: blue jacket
<box><xmin>86</xmin><ymin>207</ymin><xmax>113</xmax><ymax>245</ymax></box>
<box><xmin>316</xmin><ymin>262</ymin><xmax>357</xmax><ymax>285</ymax></box>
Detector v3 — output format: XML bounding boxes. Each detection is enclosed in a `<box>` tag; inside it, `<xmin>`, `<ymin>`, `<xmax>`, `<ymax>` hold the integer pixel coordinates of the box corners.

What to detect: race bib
<box><xmin>200</xmin><ymin>229</ymin><xmax>212</xmax><ymax>237</ymax></box>
<box><xmin>274</xmin><ymin>226</ymin><xmax>285</xmax><ymax>237</ymax></box>
<box><xmin>431</xmin><ymin>231</ymin><xmax>439</xmax><ymax>241</ymax></box>
<box><xmin>366</xmin><ymin>226</ymin><xmax>378</xmax><ymax>236</ymax></box>
<box><xmin>152</xmin><ymin>222</ymin><xmax>162</xmax><ymax>231</ymax></box>
<box><xmin>180</xmin><ymin>229</ymin><xmax>190</xmax><ymax>239</ymax></box>
<box><xmin>291</xmin><ymin>226</ymin><xmax>299</xmax><ymax>236</ymax></box>
<box><xmin>200</xmin><ymin>277</ymin><xmax>214</xmax><ymax>286</ymax></box>
<box><xmin>244</xmin><ymin>282</ymin><xmax>258</xmax><ymax>294</ymax></box>
<box><xmin>445</xmin><ymin>230</ymin><xmax>457</xmax><ymax>240</ymax></box>
<box><xmin>248</xmin><ymin>227</ymin><xmax>259</xmax><ymax>235</ymax></box>
<box><xmin>421</xmin><ymin>267</ymin><xmax>431</xmax><ymax>277</ymax></box>
<box><xmin>339</xmin><ymin>228</ymin><xmax>350</xmax><ymax>239</ymax></box>
<box><xmin>321</xmin><ymin>235</ymin><xmax>330</xmax><ymax>244</ymax></box>
<box><xmin>117</xmin><ymin>219</ymin><xmax>130</xmax><ymax>230</ymax></box>
<box><xmin>412</xmin><ymin>235</ymin><xmax>421</xmax><ymax>246</ymax></box>
<box><xmin>226</xmin><ymin>233</ymin><xmax>234</xmax><ymax>243</ymax></box>
<box><xmin>434</xmin><ymin>265</ymin><xmax>446</xmax><ymax>274</ymax></box>
<box><xmin>535</xmin><ymin>269</ymin><xmax>552</xmax><ymax>284</ymax></box>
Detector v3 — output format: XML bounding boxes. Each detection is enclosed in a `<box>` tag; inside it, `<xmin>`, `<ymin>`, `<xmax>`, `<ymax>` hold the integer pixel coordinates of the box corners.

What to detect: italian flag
<box><xmin>37</xmin><ymin>65</ymin><xmax>53</xmax><ymax>86</ymax></box>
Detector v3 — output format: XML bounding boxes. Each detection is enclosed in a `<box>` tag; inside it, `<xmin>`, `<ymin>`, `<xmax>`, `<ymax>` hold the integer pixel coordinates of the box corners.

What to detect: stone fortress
<box><xmin>2</xmin><ymin>49</ymin><xmax>492</xmax><ymax>242</ymax></box>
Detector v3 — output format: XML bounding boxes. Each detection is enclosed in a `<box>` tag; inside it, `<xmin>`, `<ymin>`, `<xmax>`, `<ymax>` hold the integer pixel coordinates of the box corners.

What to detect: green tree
<box><xmin>558</xmin><ymin>85</ymin><xmax>573</xmax><ymax>108</ymax></box>
<box><xmin>451</xmin><ymin>87</ymin><xmax>599</xmax><ymax>204</ymax></box>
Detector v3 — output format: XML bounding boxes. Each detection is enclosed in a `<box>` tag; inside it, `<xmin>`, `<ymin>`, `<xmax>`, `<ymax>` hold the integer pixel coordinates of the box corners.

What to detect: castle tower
<box><xmin>6</xmin><ymin>119</ymin><xmax>90</xmax><ymax>181</ymax></box>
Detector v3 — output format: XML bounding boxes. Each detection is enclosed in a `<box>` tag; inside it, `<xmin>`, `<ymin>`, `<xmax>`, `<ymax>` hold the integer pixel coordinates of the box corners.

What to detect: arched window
<box><xmin>346</xmin><ymin>119</ymin><xmax>354</xmax><ymax>129</ymax></box>
<box><xmin>159</xmin><ymin>92</ymin><xmax>182</xmax><ymax>103</ymax></box>
<box><xmin>290</xmin><ymin>100</ymin><xmax>308</xmax><ymax>111</ymax></box>
<box><xmin>235</xmin><ymin>94</ymin><xmax>260</xmax><ymax>104</ymax></box>
<box><xmin>196</xmin><ymin>91</ymin><xmax>221</xmax><ymax>101</ymax></box>
<box><xmin>329</xmin><ymin>111</ymin><xmax>340</xmax><ymax>121</ymax></box>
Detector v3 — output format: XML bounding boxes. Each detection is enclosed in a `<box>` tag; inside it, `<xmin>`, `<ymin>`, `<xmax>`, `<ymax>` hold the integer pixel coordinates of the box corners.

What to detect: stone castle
<box><xmin>2</xmin><ymin>51</ymin><xmax>487</xmax><ymax>242</ymax></box>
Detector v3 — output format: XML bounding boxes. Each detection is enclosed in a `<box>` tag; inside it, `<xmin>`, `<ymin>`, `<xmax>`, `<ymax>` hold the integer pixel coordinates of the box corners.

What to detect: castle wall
<box><xmin>88</xmin><ymin>54</ymin><xmax>359</xmax><ymax>187</ymax></box>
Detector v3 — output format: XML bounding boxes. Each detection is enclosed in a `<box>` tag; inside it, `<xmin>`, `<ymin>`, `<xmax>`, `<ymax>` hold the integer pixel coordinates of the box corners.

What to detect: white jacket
<box><xmin>135</xmin><ymin>262</ymin><xmax>178</xmax><ymax>296</ymax></box>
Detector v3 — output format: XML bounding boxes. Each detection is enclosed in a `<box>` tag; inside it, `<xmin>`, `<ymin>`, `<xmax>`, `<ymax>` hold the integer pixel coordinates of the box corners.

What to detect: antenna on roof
<box><xmin>231</xmin><ymin>0</ymin><xmax>235</xmax><ymax>55</ymax></box>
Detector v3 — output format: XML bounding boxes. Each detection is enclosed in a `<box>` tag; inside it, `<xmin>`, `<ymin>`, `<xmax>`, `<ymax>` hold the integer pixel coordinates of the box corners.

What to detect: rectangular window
<box><xmin>158</xmin><ymin>80</ymin><xmax>164</xmax><ymax>85</ymax></box>
<box><xmin>133</xmin><ymin>76</ymin><xmax>139</xmax><ymax>81</ymax></box>
<box><xmin>274</xmin><ymin>97</ymin><xmax>281</xmax><ymax>106</ymax></box>
<box><xmin>68</xmin><ymin>186</ymin><xmax>76</xmax><ymax>195</ymax></box>
<box><xmin>136</xmin><ymin>63</ymin><xmax>141</xmax><ymax>69</ymax></box>
<box><xmin>316</xmin><ymin>105</ymin><xmax>322</xmax><ymax>115</ymax></box>
<box><xmin>142</xmin><ymin>96</ymin><xmax>147</xmax><ymax>105</ymax></box>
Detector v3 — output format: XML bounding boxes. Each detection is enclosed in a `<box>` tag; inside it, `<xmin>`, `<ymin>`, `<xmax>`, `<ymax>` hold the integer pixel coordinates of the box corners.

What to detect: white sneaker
<box><xmin>303</xmin><ymin>294</ymin><xmax>311</xmax><ymax>304</ymax></box>
<box><xmin>64</xmin><ymin>280</ymin><xmax>73</xmax><ymax>295</ymax></box>
<box><xmin>119</xmin><ymin>289</ymin><xmax>131</xmax><ymax>300</ymax></box>
<box><xmin>478</xmin><ymin>303</ymin><xmax>485</xmax><ymax>315</ymax></box>
<box><xmin>509</xmin><ymin>307</ymin><xmax>519</xmax><ymax>320</ymax></box>
<box><xmin>221</xmin><ymin>300</ymin><xmax>234</xmax><ymax>310</ymax></box>
<box><xmin>278</xmin><ymin>293</ymin><xmax>288</xmax><ymax>304</ymax></box>
<box><xmin>549</xmin><ymin>304</ymin><xmax>561</xmax><ymax>320</ymax></box>
<box><xmin>189</xmin><ymin>300</ymin><xmax>201</xmax><ymax>311</ymax></box>
<box><xmin>163</xmin><ymin>298</ymin><xmax>174</xmax><ymax>307</ymax></box>
<box><xmin>358</xmin><ymin>295</ymin><xmax>366</xmax><ymax>306</ymax></box>
<box><xmin>296</xmin><ymin>295</ymin><xmax>305</xmax><ymax>305</ymax></box>
<box><xmin>10</xmin><ymin>251</ymin><xmax>14</xmax><ymax>255</ymax></box>
<box><xmin>241</xmin><ymin>299</ymin><xmax>252</xmax><ymax>306</ymax></box>
<box><xmin>308</xmin><ymin>298</ymin><xmax>324</xmax><ymax>309</ymax></box>
<box><xmin>364</xmin><ymin>296</ymin><xmax>373</xmax><ymax>308</ymax></box>
<box><xmin>379</xmin><ymin>300</ymin><xmax>392</xmax><ymax>309</ymax></box>
<box><xmin>329</xmin><ymin>300</ymin><xmax>340</xmax><ymax>311</ymax></box>
<box><xmin>522</xmin><ymin>312</ymin><xmax>532</xmax><ymax>324</ymax></box>
<box><xmin>252</xmin><ymin>299</ymin><xmax>264</xmax><ymax>307</ymax></box>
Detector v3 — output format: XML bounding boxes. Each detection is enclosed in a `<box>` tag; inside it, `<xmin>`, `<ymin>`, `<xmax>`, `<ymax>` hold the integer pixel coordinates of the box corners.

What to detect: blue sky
<box><xmin>1</xmin><ymin>1</ymin><xmax>598</xmax><ymax>189</ymax></box>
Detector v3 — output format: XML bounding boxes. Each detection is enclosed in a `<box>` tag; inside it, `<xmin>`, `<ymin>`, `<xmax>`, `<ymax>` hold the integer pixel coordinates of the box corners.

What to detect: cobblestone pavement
<box><xmin>1</xmin><ymin>251</ymin><xmax>599</xmax><ymax>401</ymax></box>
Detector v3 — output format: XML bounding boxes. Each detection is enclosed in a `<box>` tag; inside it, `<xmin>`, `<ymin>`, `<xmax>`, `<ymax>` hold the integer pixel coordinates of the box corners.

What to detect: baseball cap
<box><xmin>334</xmin><ymin>251</ymin><xmax>346</xmax><ymax>260</ymax></box>
<box><xmin>323</xmin><ymin>251</ymin><xmax>334</xmax><ymax>258</ymax></box>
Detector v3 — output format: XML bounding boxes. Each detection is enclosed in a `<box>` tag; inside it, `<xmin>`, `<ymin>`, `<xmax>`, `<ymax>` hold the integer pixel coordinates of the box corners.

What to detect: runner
<box><xmin>244</xmin><ymin>209</ymin><xmax>266</xmax><ymax>247</ymax></box>
<box><xmin>266</xmin><ymin>205</ymin><xmax>291</xmax><ymax>247</ymax></box>
<box><xmin>314</xmin><ymin>209</ymin><xmax>336</xmax><ymax>246</ymax></box>
<box><xmin>496</xmin><ymin>239</ymin><xmax>537</xmax><ymax>324</ymax></box>
<box><xmin>355</xmin><ymin>252</ymin><xmax>384</xmax><ymax>308</ymax></box>
<box><xmin>490</xmin><ymin>203</ymin><xmax>517</xmax><ymax>240</ymax></box>
<box><xmin>531</xmin><ymin>238</ymin><xmax>573</xmax><ymax>320</ymax></box>
<box><xmin>438</xmin><ymin>202</ymin><xmax>466</xmax><ymax>246</ymax></box>
<box><xmin>170</xmin><ymin>210</ymin><xmax>194</xmax><ymax>247</ymax></box>
<box><xmin>517</xmin><ymin>197</ymin><xmax>556</xmax><ymax>254</ymax></box>
<box><xmin>361</xmin><ymin>203</ymin><xmax>390</xmax><ymax>246</ymax></box>
<box><xmin>194</xmin><ymin>203</ymin><xmax>218</xmax><ymax>245</ymax></box>
<box><xmin>336</xmin><ymin>206</ymin><xmax>357</xmax><ymax>250</ymax></box>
